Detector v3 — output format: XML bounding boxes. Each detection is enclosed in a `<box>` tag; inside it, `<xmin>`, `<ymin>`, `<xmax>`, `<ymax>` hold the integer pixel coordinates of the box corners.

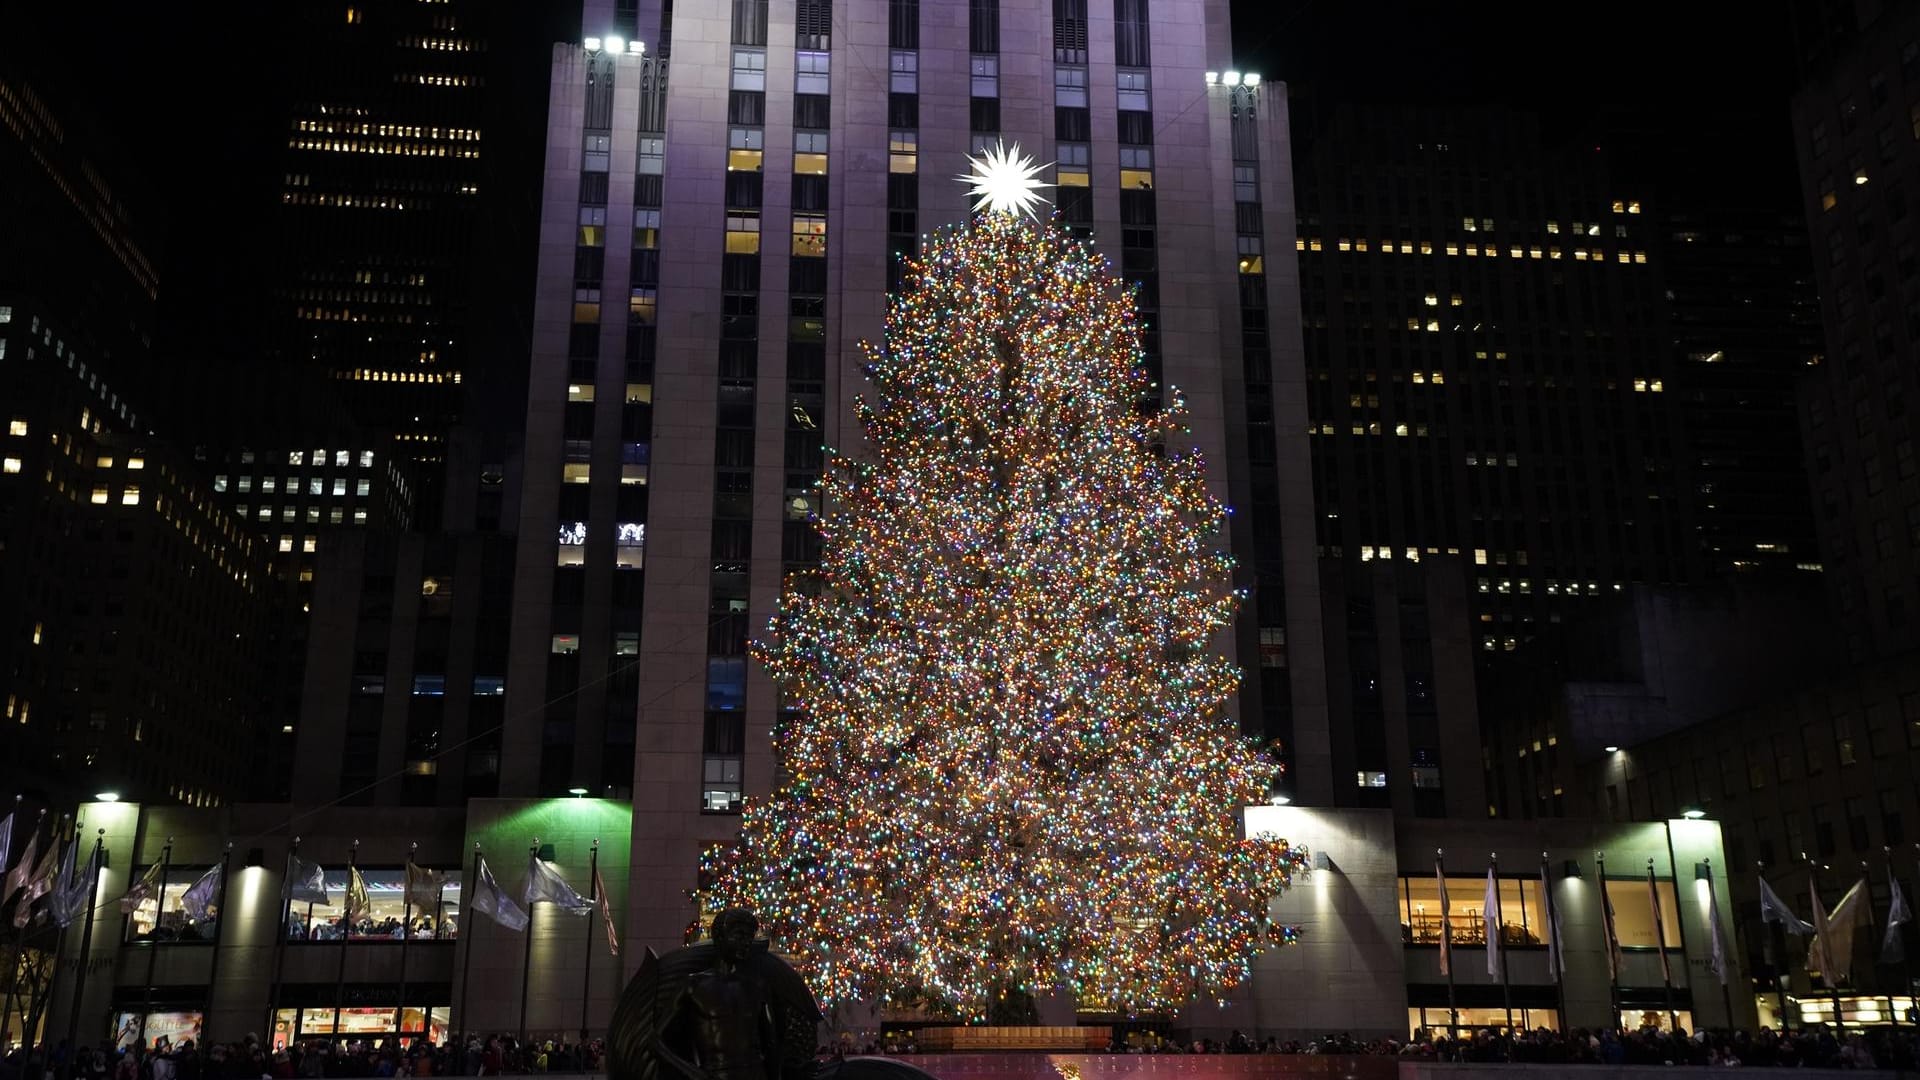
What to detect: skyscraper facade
<box><xmin>512</xmin><ymin>0</ymin><xmax>1325</xmax><ymax>951</ymax></box>
<box><xmin>1789</xmin><ymin>2</ymin><xmax>1920</xmax><ymax>662</ymax></box>
<box><xmin>1294</xmin><ymin>106</ymin><xmax>1699</xmax><ymax>658</ymax></box>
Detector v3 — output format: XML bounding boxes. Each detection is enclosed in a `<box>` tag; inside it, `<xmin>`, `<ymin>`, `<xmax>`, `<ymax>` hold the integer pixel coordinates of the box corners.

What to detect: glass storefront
<box><xmin>1620</xmin><ymin>1007</ymin><xmax>1694</xmax><ymax>1033</ymax></box>
<box><xmin>285</xmin><ymin>870</ymin><xmax>462</xmax><ymax>942</ymax></box>
<box><xmin>124</xmin><ymin>875</ymin><xmax>219</xmax><ymax>943</ymax></box>
<box><xmin>113</xmin><ymin>1011</ymin><xmax>205</xmax><ymax>1051</ymax></box>
<box><xmin>1407</xmin><ymin>1007</ymin><xmax>1561</xmax><ymax>1036</ymax></box>
<box><xmin>1789</xmin><ymin>995</ymin><xmax>1918</xmax><ymax>1027</ymax></box>
<box><xmin>272</xmin><ymin>1007</ymin><xmax>449</xmax><ymax>1049</ymax></box>
<box><xmin>1398</xmin><ymin>876</ymin><xmax>1549</xmax><ymax>946</ymax></box>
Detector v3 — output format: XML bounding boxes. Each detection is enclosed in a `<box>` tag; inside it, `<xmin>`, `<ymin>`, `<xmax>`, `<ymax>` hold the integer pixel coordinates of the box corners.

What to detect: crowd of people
<box><xmin>0</xmin><ymin>1035</ymin><xmax>598</xmax><ymax>1080</ymax></box>
<box><xmin>283</xmin><ymin>916</ymin><xmax>459</xmax><ymax>942</ymax></box>
<box><xmin>9</xmin><ymin>1023</ymin><xmax>1920</xmax><ymax>1078</ymax></box>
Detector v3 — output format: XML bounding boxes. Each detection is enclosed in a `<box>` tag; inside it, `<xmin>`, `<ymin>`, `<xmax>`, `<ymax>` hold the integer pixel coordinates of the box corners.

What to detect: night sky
<box><xmin>5</xmin><ymin>0</ymin><xmax>1811</xmax><ymax>283</ymax></box>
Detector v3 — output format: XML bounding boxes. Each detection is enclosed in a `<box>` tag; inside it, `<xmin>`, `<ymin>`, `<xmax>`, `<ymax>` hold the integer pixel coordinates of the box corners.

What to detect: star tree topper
<box><xmin>957</xmin><ymin>140</ymin><xmax>1053</xmax><ymax>218</ymax></box>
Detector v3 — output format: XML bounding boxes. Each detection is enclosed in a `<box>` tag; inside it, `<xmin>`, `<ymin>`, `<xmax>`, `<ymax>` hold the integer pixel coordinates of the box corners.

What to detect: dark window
<box><xmin>888</xmin><ymin>93</ymin><xmax>919</xmax><ymax>129</ymax></box>
<box><xmin>793</xmin><ymin>173</ymin><xmax>829</xmax><ymax>212</ymax></box>
<box><xmin>731</xmin><ymin>0</ymin><xmax>768</xmax><ymax>45</ymax></box>
<box><xmin>728</xmin><ymin>91</ymin><xmax>765</xmax><ymax>126</ymax></box>
<box><xmin>1053</xmin><ymin>0</ymin><xmax>1089</xmax><ymax>62</ymax></box>
<box><xmin>1055</xmin><ymin>107</ymin><xmax>1090</xmax><ymax>142</ymax></box>
<box><xmin>794</xmin><ymin>94</ymin><xmax>831</xmax><ymax>129</ymax></box>
<box><xmin>889</xmin><ymin>0</ymin><xmax>919</xmax><ymax>49</ymax></box>
<box><xmin>725</xmin><ymin>171</ymin><xmax>763</xmax><ymax>210</ymax></box>
<box><xmin>970</xmin><ymin>97</ymin><xmax>1000</xmax><ymax>133</ymax></box>
<box><xmin>1113</xmin><ymin>0</ymin><xmax>1150</xmax><ymax>66</ymax></box>
<box><xmin>579</xmin><ymin>172</ymin><xmax>610</xmax><ymax>205</ymax></box>
<box><xmin>796</xmin><ymin>0</ymin><xmax>831</xmax><ymax>49</ymax></box>
<box><xmin>1116</xmin><ymin>111</ymin><xmax>1152</xmax><ymax>146</ymax></box>
<box><xmin>969</xmin><ymin>0</ymin><xmax>999</xmax><ymax>52</ymax></box>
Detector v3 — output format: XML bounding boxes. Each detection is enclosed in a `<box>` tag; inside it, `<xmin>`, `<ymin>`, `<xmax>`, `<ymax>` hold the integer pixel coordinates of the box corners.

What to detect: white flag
<box><xmin>1706</xmin><ymin>875</ymin><xmax>1729</xmax><ymax>986</ymax></box>
<box><xmin>10</xmin><ymin>834</ymin><xmax>59</xmax><ymax>929</ymax></box>
<box><xmin>1810</xmin><ymin>876</ymin><xmax>1869</xmax><ymax>984</ymax></box>
<box><xmin>49</xmin><ymin>839</ymin><xmax>101</xmax><ymax>929</ymax></box>
<box><xmin>181</xmin><ymin>865</ymin><xmax>223</xmax><ymax>922</ymax></box>
<box><xmin>1484</xmin><ymin>867</ymin><xmax>1501</xmax><ymax>976</ymax></box>
<box><xmin>1436</xmin><ymin>859</ymin><xmax>1452</xmax><ymax>976</ymax></box>
<box><xmin>1648</xmin><ymin>870</ymin><xmax>1672</xmax><ymax>984</ymax></box>
<box><xmin>1</xmin><ymin>828</ymin><xmax>35</xmax><ymax>907</ymax></box>
<box><xmin>470</xmin><ymin>856</ymin><xmax>528</xmax><ymax>931</ymax></box>
<box><xmin>0</xmin><ymin>812</ymin><xmax>14</xmax><ymax>899</ymax></box>
<box><xmin>1541</xmin><ymin>861</ymin><xmax>1566</xmax><ymax>978</ymax></box>
<box><xmin>1759</xmin><ymin>874</ymin><xmax>1813</xmax><ymax>934</ymax></box>
<box><xmin>285</xmin><ymin>854</ymin><xmax>330</xmax><ymax>905</ymax></box>
<box><xmin>119</xmin><ymin>861</ymin><xmax>164</xmax><ymax>914</ymax></box>
<box><xmin>1883</xmin><ymin>873</ymin><xmax>1911</xmax><ymax>965</ymax></box>
<box><xmin>524</xmin><ymin>854</ymin><xmax>593</xmax><ymax>914</ymax></box>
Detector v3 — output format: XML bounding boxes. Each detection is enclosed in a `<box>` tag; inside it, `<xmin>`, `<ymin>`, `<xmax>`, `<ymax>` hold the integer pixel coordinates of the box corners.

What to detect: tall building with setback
<box><xmin>1789</xmin><ymin>0</ymin><xmax>1920</xmax><ymax>662</ymax></box>
<box><xmin>1294</xmin><ymin>106</ymin><xmax>1698</xmax><ymax>658</ymax></box>
<box><xmin>509</xmin><ymin>0</ymin><xmax>1327</xmax><ymax>951</ymax></box>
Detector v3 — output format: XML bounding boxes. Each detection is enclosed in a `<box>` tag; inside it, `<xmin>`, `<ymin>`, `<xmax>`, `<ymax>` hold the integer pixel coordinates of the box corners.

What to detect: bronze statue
<box><xmin>609</xmin><ymin>909</ymin><xmax>941</xmax><ymax>1080</ymax></box>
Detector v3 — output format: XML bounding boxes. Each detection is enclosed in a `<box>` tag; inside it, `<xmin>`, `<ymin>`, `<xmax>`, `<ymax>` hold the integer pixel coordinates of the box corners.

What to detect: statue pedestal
<box><xmin>916</xmin><ymin>1027</ymin><xmax>1111</xmax><ymax>1052</ymax></box>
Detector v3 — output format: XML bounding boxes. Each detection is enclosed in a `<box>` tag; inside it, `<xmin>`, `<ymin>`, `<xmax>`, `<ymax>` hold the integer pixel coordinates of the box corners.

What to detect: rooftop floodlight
<box><xmin>1604</xmin><ymin>745</ymin><xmax>1621</xmax><ymax>753</ymax></box>
<box><xmin>568</xmin><ymin>786</ymin><xmax>590</xmax><ymax>797</ymax></box>
<box><xmin>95</xmin><ymin>791</ymin><xmax>121</xmax><ymax>803</ymax></box>
<box><xmin>1244</xmin><ymin>73</ymin><xmax>1262</xmax><ymax>87</ymax></box>
<box><xmin>584</xmin><ymin>36</ymin><xmax>603</xmax><ymax>52</ymax></box>
<box><xmin>1223</xmin><ymin>70</ymin><xmax>1243</xmax><ymax>86</ymax></box>
<box><xmin>1682</xmin><ymin>806</ymin><xmax>1707</xmax><ymax>820</ymax></box>
<box><xmin>629</xmin><ymin>40</ymin><xmax>645</xmax><ymax>54</ymax></box>
<box><xmin>1205</xmin><ymin>71</ymin><xmax>1220</xmax><ymax>85</ymax></box>
<box><xmin>605</xmin><ymin>36</ymin><xmax>625</xmax><ymax>55</ymax></box>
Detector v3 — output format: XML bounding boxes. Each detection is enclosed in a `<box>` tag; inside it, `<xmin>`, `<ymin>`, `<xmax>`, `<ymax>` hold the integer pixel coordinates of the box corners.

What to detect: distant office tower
<box><xmin>0</xmin><ymin>67</ymin><xmax>282</xmax><ymax>807</ymax></box>
<box><xmin>1790</xmin><ymin>1</ymin><xmax>1920</xmax><ymax>662</ymax></box>
<box><xmin>1294</xmin><ymin>107</ymin><xmax>1701</xmax><ymax>653</ymax></box>
<box><xmin>512</xmin><ymin>0</ymin><xmax>1323</xmax><ymax>949</ymax></box>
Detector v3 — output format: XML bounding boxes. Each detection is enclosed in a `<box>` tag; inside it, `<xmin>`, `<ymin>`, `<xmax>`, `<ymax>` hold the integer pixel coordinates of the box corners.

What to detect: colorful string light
<box><xmin>699</xmin><ymin>211</ymin><xmax>1306</xmax><ymax>1019</ymax></box>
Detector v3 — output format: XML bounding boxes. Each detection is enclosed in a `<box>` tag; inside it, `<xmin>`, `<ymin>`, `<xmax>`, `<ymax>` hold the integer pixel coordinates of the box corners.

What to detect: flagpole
<box><xmin>1908</xmin><ymin>845</ymin><xmax>1919</xmax><ymax>1026</ymax></box>
<box><xmin>519</xmin><ymin>838</ymin><xmax>537</xmax><ymax>1047</ymax></box>
<box><xmin>1436</xmin><ymin>847</ymin><xmax>1456</xmax><ymax>1036</ymax></box>
<box><xmin>1648</xmin><ymin>858</ymin><xmax>1676</xmax><ymax>1031</ymax></box>
<box><xmin>1703</xmin><ymin>858</ymin><xmax>1734</xmax><ymax>1031</ymax></box>
<box><xmin>396</xmin><ymin>842</ymin><xmax>416</xmax><ymax>1043</ymax></box>
<box><xmin>1491</xmin><ymin>853</ymin><xmax>1512</xmax><ymax>1035</ymax></box>
<box><xmin>1810</xmin><ymin>854</ymin><xmax>1844</xmax><ymax>1031</ymax></box>
<box><xmin>1542</xmin><ymin>852</ymin><xmax>1567</xmax><ymax>1033</ymax></box>
<box><xmin>136</xmin><ymin>836</ymin><xmax>174</xmax><ymax>1052</ymax></box>
<box><xmin>1859</xmin><ymin>857</ymin><xmax>1893</xmax><ymax>1032</ymax></box>
<box><xmin>60</xmin><ymin>828</ymin><xmax>104</xmax><ymax>1080</ymax></box>
<box><xmin>204</xmin><ymin>843</ymin><xmax>232</xmax><ymax>1040</ymax></box>
<box><xmin>457</xmin><ymin>844</ymin><xmax>480</xmax><ymax>1074</ymax></box>
<box><xmin>268</xmin><ymin>837</ymin><xmax>299</xmax><ymax>1048</ymax></box>
<box><xmin>1596</xmin><ymin>850</ymin><xmax>1619</xmax><ymax>1028</ymax></box>
<box><xmin>332</xmin><ymin>839</ymin><xmax>358</xmax><ymax>1049</ymax></box>
<box><xmin>580</xmin><ymin>840</ymin><xmax>598</xmax><ymax>1042</ymax></box>
<box><xmin>40</xmin><ymin>815</ymin><xmax>72</xmax><ymax>1069</ymax></box>
<box><xmin>0</xmin><ymin>805</ymin><xmax>45</xmax><ymax>1051</ymax></box>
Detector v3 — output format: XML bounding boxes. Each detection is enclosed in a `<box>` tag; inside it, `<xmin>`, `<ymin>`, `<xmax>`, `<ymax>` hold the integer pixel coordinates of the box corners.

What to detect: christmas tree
<box><xmin>700</xmin><ymin>147</ymin><xmax>1305</xmax><ymax>1019</ymax></box>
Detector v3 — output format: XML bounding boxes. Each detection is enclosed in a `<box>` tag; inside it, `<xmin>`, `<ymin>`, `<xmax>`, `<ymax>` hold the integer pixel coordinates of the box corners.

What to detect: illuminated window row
<box><xmin>1300</xmin><ymin>236</ymin><xmax>1648</xmax><ymax>264</ymax></box>
<box><xmin>291</xmin><ymin>286</ymin><xmax>431</xmax><ymax>303</ymax></box>
<box><xmin>1358</xmin><ymin>546</ymin><xmax>1433</xmax><ymax>562</ymax></box>
<box><xmin>336</xmin><ymin>369</ymin><xmax>462</xmax><ymax>384</ymax></box>
<box><xmin>1315</xmin><ymin>421</ymin><xmax>1431</xmax><ymax>437</ymax></box>
<box><xmin>241</xmin><ymin>504</ymin><xmax>367</xmax><ymax>527</ymax></box>
<box><xmin>294</xmin><ymin>120</ymin><xmax>480</xmax><ymax>141</ymax></box>
<box><xmin>293</xmin><ymin>307</ymin><xmax>420</xmax><ymax>324</ymax></box>
<box><xmin>398</xmin><ymin>73</ymin><xmax>478</xmax><ymax>87</ymax></box>
<box><xmin>1631</xmin><ymin>378</ymin><xmax>1665</xmax><ymax>393</ymax></box>
<box><xmin>398</xmin><ymin>35</ymin><xmax>479</xmax><ymax>52</ymax></box>
<box><xmin>282</xmin><ymin>192</ymin><xmax>441</xmax><ymax>210</ymax></box>
<box><xmin>286</xmin><ymin>137</ymin><xmax>480</xmax><ymax>159</ymax></box>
